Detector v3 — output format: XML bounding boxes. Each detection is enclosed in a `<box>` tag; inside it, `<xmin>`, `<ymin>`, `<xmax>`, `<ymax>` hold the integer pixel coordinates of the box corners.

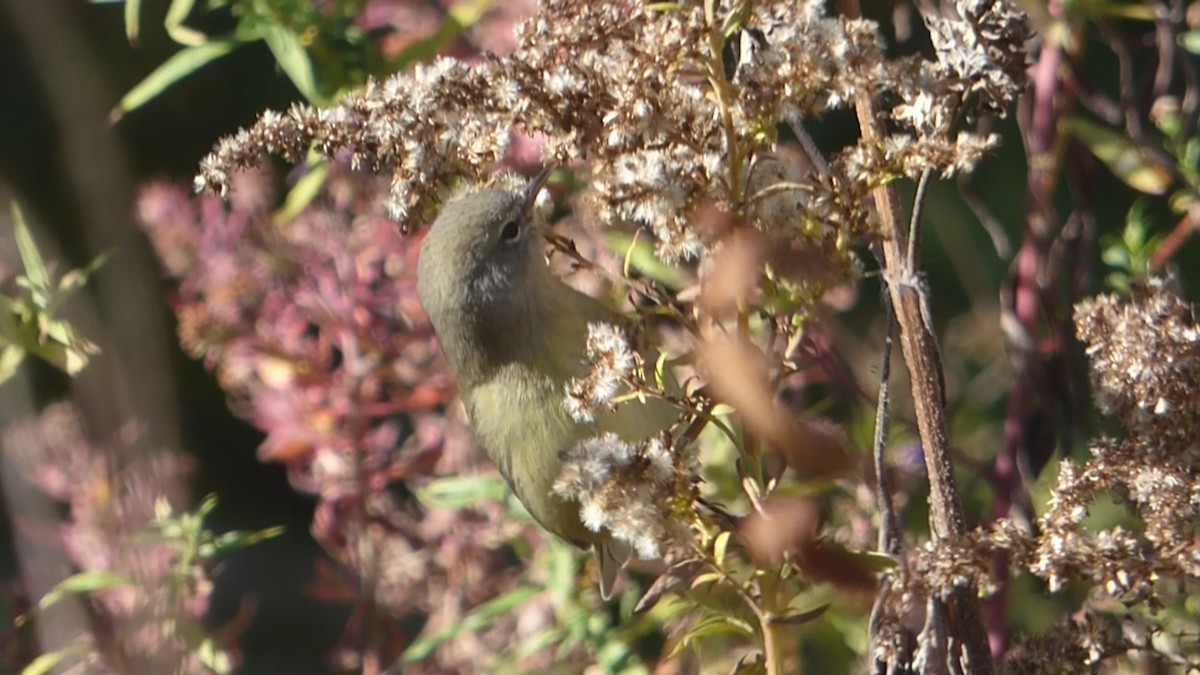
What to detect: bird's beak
<box><xmin>522</xmin><ymin>166</ymin><xmax>555</xmax><ymax>213</ymax></box>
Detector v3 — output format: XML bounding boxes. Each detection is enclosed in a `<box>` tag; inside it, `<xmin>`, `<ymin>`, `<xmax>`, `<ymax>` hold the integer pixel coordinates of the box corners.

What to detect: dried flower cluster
<box><xmin>874</xmin><ymin>281</ymin><xmax>1200</xmax><ymax>672</ymax></box>
<box><xmin>4</xmin><ymin>404</ymin><xmax>206</xmax><ymax>673</ymax></box>
<box><xmin>563</xmin><ymin>322</ymin><xmax>636</xmax><ymax>423</ymax></box>
<box><xmin>196</xmin><ymin>0</ymin><xmax>1025</xmax><ymax>268</ymax></box>
<box><xmin>554</xmin><ymin>432</ymin><xmax>696</xmax><ymax>560</ymax></box>
<box><xmin>1075</xmin><ymin>278</ymin><xmax>1200</xmax><ymax>451</ymax></box>
<box><xmin>1001</xmin><ymin>612</ymin><xmax>1125</xmax><ymax>675</ymax></box>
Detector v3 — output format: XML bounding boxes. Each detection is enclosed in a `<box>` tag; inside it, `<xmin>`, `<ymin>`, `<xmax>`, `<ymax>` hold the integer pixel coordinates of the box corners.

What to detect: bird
<box><xmin>415</xmin><ymin>169</ymin><xmax>674</xmax><ymax>599</ymax></box>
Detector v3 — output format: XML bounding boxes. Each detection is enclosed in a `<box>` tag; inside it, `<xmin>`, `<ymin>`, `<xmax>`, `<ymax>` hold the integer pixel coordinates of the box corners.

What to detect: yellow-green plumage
<box><xmin>415</xmin><ymin>174</ymin><xmax>673</xmax><ymax>598</ymax></box>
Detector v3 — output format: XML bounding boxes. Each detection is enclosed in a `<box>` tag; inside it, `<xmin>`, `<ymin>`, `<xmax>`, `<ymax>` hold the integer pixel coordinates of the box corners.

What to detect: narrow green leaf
<box><xmin>275</xmin><ymin>163</ymin><xmax>329</xmax><ymax>225</ymax></box>
<box><xmin>47</xmin><ymin>251</ymin><xmax>112</xmax><ymax>317</ymax></box>
<box><xmin>768</xmin><ymin>480</ymin><xmax>841</xmax><ymax>499</ymax></box>
<box><xmin>22</xmin><ymin>650</ymin><xmax>72</xmax><ymax>675</ymax></box>
<box><xmin>669</xmin><ymin>614</ymin><xmax>756</xmax><ymax>658</ymax></box>
<box><xmin>164</xmin><ymin>0</ymin><xmax>207</xmax><ymax>46</ymax></box>
<box><xmin>399</xmin><ymin>586</ymin><xmax>539</xmax><ymax>664</ymax></box>
<box><xmin>0</xmin><ymin>345</ymin><xmax>26</xmax><ymax>385</ymax></box>
<box><xmin>417</xmin><ymin>474</ymin><xmax>510</xmax><ymax>509</ymax></box>
<box><xmin>259</xmin><ymin>25</ymin><xmax>321</xmax><ymax>104</ymax></box>
<box><xmin>124</xmin><ymin>0</ymin><xmax>141</xmax><ymax>44</ymax></box>
<box><xmin>39</xmin><ymin>571</ymin><xmax>128</xmax><ymax>611</ymax></box>
<box><xmin>197</xmin><ymin>493</ymin><xmax>219</xmax><ymax>516</ymax></box>
<box><xmin>12</xmin><ymin>204</ymin><xmax>49</xmax><ymax>294</ymax></box>
<box><xmin>113</xmin><ymin>40</ymin><xmax>237</xmax><ymax>120</ymax></box>
<box><xmin>690</xmin><ymin>571</ymin><xmax>724</xmax><ymax>589</ymax></box>
<box><xmin>1100</xmin><ymin>246</ymin><xmax>1130</xmax><ymax>269</ymax></box>
<box><xmin>210</xmin><ymin>525</ymin><xmax>286</xmax><ymax>554</ymax></box>
<box><xmin>712</xmin><ymin>531</ymin><xmax>732</xmax><ymax>568</ymax></box>
<box><xmin>654</xmin><ymin>350</ymin><xmax>670</xmax><ymax>391</ymax></box>
<box><xmin>770</xmin><ymin>603</ymin><xmax>831</xmax><ymax>626</ymax></box>
<box><xmin>596</xmin><ymin>640</ymin><xmax>639</xmax><ymax>671</ymax></box>
<box><xmin>1065</xmin><ymin>117</ymin><xmax>1173</xmax><ymax>195</ymax></box>
<box><xmin>391</xmin><ymin>0</ymin><xmax>493</xmax><ymax>69</ymax></box>
<box><xmin>195</xmin><ymin>638</ymin><xmax>233</xmax><ymax>674</ymax></box>
<box><xmin>606</xmin><ymin>231</ymin><xmax>689</xmax><ymax>290</ymax></box>
<box><xmin>164</xmin><ymin>0</ymin><xmax>195</xmax><ymax>29</ymax></box>
<box><xmin>56</xmin><ymin>248</ymin><xmax>112</xmax><ymax>295</ymax></box>
<box><xmin>1181</xmin><ymin>30</ymin><xmax>1200</xmax><ymax>54</ymax></box>
<box><xmin>846</xmin><ymin>550</ymin><xmax>899</xmax><ymax>572</ymax></box>
<box><xmin>547</xmin><ymin>539</ymin><xmax>578</xmax><ymax>605</ymax></box>
<box><xmin>1086</xmin><ymin>2</ymin><xmax>1156</xmax><ymax>19</ymax></box>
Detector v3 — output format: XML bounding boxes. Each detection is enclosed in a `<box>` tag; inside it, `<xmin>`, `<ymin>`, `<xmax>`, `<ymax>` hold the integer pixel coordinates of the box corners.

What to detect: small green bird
<box><xmin>416</xmin><ymin>169</ymin><xmax>673</xmax><ymax>598</ymax></box>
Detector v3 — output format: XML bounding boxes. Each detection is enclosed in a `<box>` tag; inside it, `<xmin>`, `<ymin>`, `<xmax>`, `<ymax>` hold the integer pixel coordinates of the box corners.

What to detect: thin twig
<box><xmin>867</xmin><ymin>268</ymin><xmax>910</xmax><ymax>675</ymax></box>
<box><xmin>1150</xmin><ymin>207</ymin><xmax>1200</xmax><ymax>270</ymax></box>
<box><xmin>956</xmin><ymin>173</ymin><xmax>1012</xmax><ymax>259</ymax></box>
<box><xmin>787</xmin><ymin>113</ymin><xmax>832</xmax><ymax>178</ymax></box>
<box><xmin>871</xmin><ymin>275</ymin><xmax>903</xmax><ymax>557</ymax></box>
<box><xmin>907</xmin><ymin>170</ymin><xmax>933</xmax><ymax>271</ymax></box>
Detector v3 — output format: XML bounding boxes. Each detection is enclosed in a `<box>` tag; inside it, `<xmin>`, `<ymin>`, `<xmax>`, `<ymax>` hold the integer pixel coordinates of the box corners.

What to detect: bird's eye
<box><xmin>499</xmin><ymin>219</ymin><xmax>521</xmax><ymax>243</ymax></box>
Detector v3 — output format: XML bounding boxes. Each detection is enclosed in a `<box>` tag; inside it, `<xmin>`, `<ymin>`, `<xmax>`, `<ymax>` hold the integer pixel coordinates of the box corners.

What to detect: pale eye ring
<box><xmin>499</xmin><ymin>219</ymin><xmax>521</xmax><ymax>242</ymax></box>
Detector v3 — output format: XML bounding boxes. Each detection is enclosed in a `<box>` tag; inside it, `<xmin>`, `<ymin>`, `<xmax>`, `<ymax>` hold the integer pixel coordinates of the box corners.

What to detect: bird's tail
<box><xmin>596</xmin><ymin>538</ymin><xmax>632</xmax><ymax>600</ymax></box>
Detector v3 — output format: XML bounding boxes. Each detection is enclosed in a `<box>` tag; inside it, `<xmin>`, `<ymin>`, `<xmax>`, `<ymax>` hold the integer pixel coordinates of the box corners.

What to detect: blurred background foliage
<box><xmin>0</xmin><ymin>0</ymin><xmax>1198</xmax><ymax>673</ymax></box>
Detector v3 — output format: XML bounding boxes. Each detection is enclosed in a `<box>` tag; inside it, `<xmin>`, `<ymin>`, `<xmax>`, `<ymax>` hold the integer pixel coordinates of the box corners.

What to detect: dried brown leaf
<box><xmin>739</xmin><ymin>498</ymin><xmax>821</xmax><ymax>565</ymax></box>
<box><xmin>697</xmin><ymin>336</ymin><xmax>855</xmax><ymax>479</ymax></box>
<box><xmin>699</xmin><ymin>229</ymin><xmax>766</xmax><ymax>319</ymax></box>
<box><xmin>635</xmin><ymin>557</ymin><xmax>705</xmax><ymax>614</ymax></box>
<box><xmin>741</xmin><ymin>498</ymin><xmax>877</xmax><ymax>594</ymax></box>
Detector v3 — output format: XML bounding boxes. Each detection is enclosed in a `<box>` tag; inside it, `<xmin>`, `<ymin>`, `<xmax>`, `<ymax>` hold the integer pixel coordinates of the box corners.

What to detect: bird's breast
<box><xmin>464</xmin><ymin>362</ymin><xmax>595</xmax><ymax>543</ymax></box>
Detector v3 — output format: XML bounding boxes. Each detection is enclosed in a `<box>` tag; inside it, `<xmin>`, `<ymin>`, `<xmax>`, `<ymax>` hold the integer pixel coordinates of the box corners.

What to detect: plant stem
<box><xmin>835</xmin><ymin>0</ymin><xmax>995</xmax><ymax>670</ymax></box>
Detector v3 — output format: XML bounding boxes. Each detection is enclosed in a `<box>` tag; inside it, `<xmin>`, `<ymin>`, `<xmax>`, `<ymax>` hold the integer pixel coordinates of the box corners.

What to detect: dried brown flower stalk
<box><xmin>874</xmin><ymin>280</ymin><xmax>1200</xmax><ymax>673</ymax></box>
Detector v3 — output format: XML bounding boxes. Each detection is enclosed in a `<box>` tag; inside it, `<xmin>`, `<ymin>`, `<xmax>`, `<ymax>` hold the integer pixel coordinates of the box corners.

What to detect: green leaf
<box><xmin>164</xmin><ymin>0</ymin><xmax>206</xmax><ymax>46</ymax></box>
<box><xmin>606</xmin><ymin>231</ymin><xmax>689</xmax><ymax>290</ymax></box>
<box><xmin>845</xmin><ymin>550</ymin><xmax>899</xmax><ymax>573</ymax></box>
<box><xmin>391</xmin><ymin>0</ymin><xmax>493</xmax><ymax>69</ymax></box>
<box><xmin>275</xmin><ymin>162</ymin><xmax>329</xmax><ymax>224</ymax></box>
<box><xmin>1182</xmin><ymin>30</ymin><xmax>1200</xmax><ymax>54</ymax></box>
<box><xmin>194</xmin><ymin>637</ymin><xmax>233</xmax><ymax>674</ymax></box>
<box><xmin>113</xmin><ymin>40</ymin><xmax>238</xmax><ymax>120</ymax></box>
<box><xmin>39</xmin><ymin>571</ymin><xmax>128</xmax><ymax>612</ymax></box>
<box><xmin>712</xmin><ymin>531</ymin><xmax>732</xmax><ymax>568</ymax></box>
<box><xmin>47</xmin><ymin>250</ymin><xmax>112</xmax><ymax>317</ymax></box>
<box><xmin>1100</xmin><ymin>246</ymin><xmax>1130</xmax><ymax>269</ymax></box>
<box><xmin>669</xmin><ymin>614</ymin><xmax>756</xmax><ymax>658</ymax></box>
<box><xmin>417</xmin><ymin>473</ymin><xmax>510</xmax><ymax>509</ymax></box>
<box><xmin>770</xmin><ymin>602</ymin><xmax>831</xmax><ymax>626</ymax></box>
<box><xmin>259</xmin><ymin>24</ymin><xmax>321</xmax><ymax>104</ymax></box>
<box><xmin>507</xmin><ymin>626</ymin><xmax>565</xmax><ymax>663</ymax></box>
<box><xmin>197</xmin><ymin>492</ymin><xmax>219</xmax><ymax>517</ymax></box>
<box><xmin>21</xmin><ymin>649</ymin><xmax>76</xmax><ymax>675</ymax></box>
<box><xmin>399</xmin><ymin>586</ymin><xmax>540</xmax><ymax>665</ymax></box>
<box><xmin>208</xmin><ymin>525</ymin><xmax>286</xmax><ymax>555</ymax></box>
<box><xmin>1065</xmin><ymin>117</ymin><xmax>1173</xmax><ymax>195</ymax></box>
<box><xmin>547</xmin><ymin>539</ymin><xmax>578</xmax><ymax>605</ymax></box>
<box><xmin>124</xmin><ymin>0</ymin><xmax>141</xmax><ymax>43</ymax></box>
<box><xmin>25</xmin><ymin>330</ymin><xmax>93</xmax><ymax>376</ymax></box>
<box><xmin>596</xmin><ymin>640</ymin><xmax>641</xmax><ymax>672</ymax></box>
<box><xmin>0</xmin><ymin>345</ymin><xmax>26</xmax><ymax>385</ymax></box>
<box><xmin>768</xmin><ymin>480</ymin><xmax>842</xmax><ymax>499</ymax></box>
<box><xmin>1085</xmin><ymin>1</ymin><xmax>1156</xmax><ymax>19</ymax></box>
<box><xmin>12</xmin><ymin>204</ymin><xmax>49</xmax><ymax>295</ymax></box>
